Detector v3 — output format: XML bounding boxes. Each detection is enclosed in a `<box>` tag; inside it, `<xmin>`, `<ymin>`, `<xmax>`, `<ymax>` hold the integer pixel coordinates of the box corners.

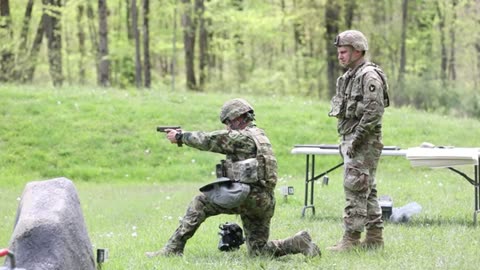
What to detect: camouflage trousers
<box><xmin>340</xmin><ymin>133</ymin><xmax>384</xmax><ymax>233</ymax></box>
<box><xmin>164</xmin><ymin>185</ymin><xmax>295</xmax><ymax>256</ymax></box>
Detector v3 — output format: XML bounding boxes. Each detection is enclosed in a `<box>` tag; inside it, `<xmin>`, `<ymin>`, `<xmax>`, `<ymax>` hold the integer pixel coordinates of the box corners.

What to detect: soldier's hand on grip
<box><xmin>165</xmin><ymin>129</ymin><xmax>183</xmax><ymax>147</ymax></box>
<box><xmin>166</xmin><ymin>129</ymin><xmax>177</xmax><ymax>143</ymax></box>
<box><xmin>346</xmin><ymin>145</ymin><xmax>356</xmax><ymax>158</ymax></box>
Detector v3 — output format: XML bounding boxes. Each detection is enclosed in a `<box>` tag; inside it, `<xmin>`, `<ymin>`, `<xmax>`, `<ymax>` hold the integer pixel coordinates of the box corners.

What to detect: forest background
<box><xmin>2</xmin><ymin>1</ymin><xmax>480</xmax><ymax>268</ymax></box>
<box><xmin>1</xmin><ymin>0</ymin><xmax>480</xmax><ymax>117</ymax></box>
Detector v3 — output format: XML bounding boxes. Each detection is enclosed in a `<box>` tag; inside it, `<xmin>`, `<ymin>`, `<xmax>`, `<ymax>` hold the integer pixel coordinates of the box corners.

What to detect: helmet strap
<box><xmin>346</xmin><ymin>48</ymin><xmax>364</xmax><ymax>69</ymax></box>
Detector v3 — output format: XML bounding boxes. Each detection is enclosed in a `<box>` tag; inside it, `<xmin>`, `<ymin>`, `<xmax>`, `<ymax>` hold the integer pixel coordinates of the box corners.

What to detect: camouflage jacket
<box><xmin>328</xmin><ymin>60</ymin><xmax>389</xmax><ymax>142</ymax></box>
<box><xmin>181</xmin><ymin>123</ymin><xmax>278</xmax><ymax>190</ymax></box>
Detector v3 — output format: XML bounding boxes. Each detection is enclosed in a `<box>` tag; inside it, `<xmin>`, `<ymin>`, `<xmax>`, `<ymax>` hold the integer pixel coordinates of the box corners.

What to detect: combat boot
<box><xmin>291</xmin><ymin>230</ymin><xmax>322</xmax><ymax>257</ymax></box>
<box><xmin>326</xmin><ymin>231</ymin><xmax>361</xmax><ymax>252</ymax></box>
<box><xmin>267</xmin><ymin>230</ymin><xmax>321</xmax><ymax>257</ymax></box>
<box><xmin>360</xmin><ymin>228</ymin><xmax>384</xmax><ymax>249</ymax></box>
<box><xmin>145</xmin><ymin>239</ymin><xmax>185</xmax><ymax>257</ymax></box>
<box><xmin>145</xmin><ymin>246</ymin><xmax>184</xmax><ymax>257</ymax></box>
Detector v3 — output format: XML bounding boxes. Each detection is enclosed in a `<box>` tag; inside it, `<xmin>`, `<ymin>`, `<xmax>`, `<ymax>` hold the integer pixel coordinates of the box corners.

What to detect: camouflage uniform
<box><xmin>328</xmin><ymin>30</ymin><xmax>389</xmax><ymax>250</ymax></box>
<box><xmin>331</xmin><ymin>60</ymin><xmax>388</xmax><ymax>232</ymax></box>
<box><xmin>147</xmin><ymin>99</ymin><xmax>320</xmax><ymax>257</ymax></box>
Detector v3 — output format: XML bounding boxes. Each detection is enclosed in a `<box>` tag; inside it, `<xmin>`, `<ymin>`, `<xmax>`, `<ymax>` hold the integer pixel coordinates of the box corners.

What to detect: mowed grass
<box><xmin>1</xmin><ymin>85</ymin><xmax>480</xmax><ymax>269</ymax></box>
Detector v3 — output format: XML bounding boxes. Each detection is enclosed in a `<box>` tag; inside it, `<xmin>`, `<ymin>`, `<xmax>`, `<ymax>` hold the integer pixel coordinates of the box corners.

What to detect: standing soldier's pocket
<box><xmin>345</xmin><ymin>99</ymin><xmax>357</xmax><ymax>118</ymax></box>
<box><xmin>355</xmin><ymin>101</ymin><xmax>365</xmax><ymax>118</ymax></box>
<box><xmin>329</xmin><ymin>95</ymin><xmax>345</xmax><ymax>117</ymax></box>
<box><xmin>344</xmin><ymin>166</ymin><xmax>369</xmax><ymax>192</ymax></box>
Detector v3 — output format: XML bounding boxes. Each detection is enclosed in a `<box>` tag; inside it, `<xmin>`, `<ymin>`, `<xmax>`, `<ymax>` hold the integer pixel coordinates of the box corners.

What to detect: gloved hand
<box><xmin>346</xmin><ymin>145</ymin><xmax>356</xmax><ymax>158</ymax></box>
<box><xmin>346</xmin><ymin>139</ymin><xmax>360</xmax><ymax>158</ymax></box>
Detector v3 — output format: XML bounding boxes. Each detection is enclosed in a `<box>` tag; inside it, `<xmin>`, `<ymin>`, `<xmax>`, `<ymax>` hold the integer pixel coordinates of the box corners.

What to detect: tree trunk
<box><xmin>370</xmin><ymin>0</ymin><xmax>386</xmax><ymax>63</ymax></box>
<box><xmin>0</xmin><ymin>0</ymin><xmax>14</xmax><ymax>82</ymax></box>
<box><xmin>280</xmin><ymin>0</ymin><xmax>286</xmax><ymax>54</ymax></box>
<box><xmin>63</xmin><ymin>12</ymin><xmax>72</xmax><ymax>85</ymax></box>
<box><xmin>207</xmin><ymin>19</ymin><xmax>215</xmax><ymax>72</ymax></box>
<box><xmin>396</xmin><ymin>0</ymin><xmax>408</xmax><ymax>106</ymax></box>
<box><xmin>77</xmin><ymin>4</ymin><xmax>86</xmax><ymax>84</ymax></box>
<box><xmin>476</xmin><ymin>42</ymin><xmax>480</xmax><ymax>91</ymax></box>
<box><xmin>171</xmin><ymin>1</ymin><xmax>177</xmax><ymax>92</ymax></box>
<box><xmin>86</xmin><ymin>1</ymin><xmax>99</xmax><ymax>82</ymax></box>
<box><xmin>476</xmin><ymin>14</ymin><xmax>480</xmax><ymax>91</ymax></box>
<box><xmin>218</xmin><ymin>32</ymin><xmax>225</xmax><ymax>81</ymax></box>
<box><xmin>181</xmin><ymin>0</ymin><xmax>197</xmax><ymax>90</ymax></box>
<box><xmin>143</xmin><ymin>0</ymin><xmax>151</xmax><ymax>88</ymax></box>
<box><xmin>98</xmin><ymin>0</ymin><xmax>110</xmax><ymax>86</ymax></box>
<box><xmin>344</xmin><ymin>0</ymin><xmax>356</xmax><ymax>29</ymax></box>
<box><xmin>43</xmin><ymin>0</ymin><xmax>63</xmax><ymax>87</ymax></box>
<box><xmin>24</xmin><ymin>13</ymin><xmax>45</xmax><ymax>82</ymax></box>
<box><xmin>16</xmin><ymin>0</ymin><xmax>34</xmax><ymax>81</ymax></box>
<box><xmin>132</xmin><ymin>0</ymin><xmax>142</xmax><ymax>88</ymax></box>
<box><xmin>448</xmin><ymin>0</ymin><xmax>457</xmax><ymax>81</ymax></box>
<box><xmin>197</xmin><ymin>0</ymin><xmax>207</xmax><ymax>90</ymax></box>
<box><xmin>325</xmin><ymin>0</ymin><xmax>341</xmax><ymax>98</ymax></box>
<box><xmin>126</xmin><ymin>0</ymin><xmax>134</xmax><ymax>40</ymax></box>
<box><xmin>232</xmin><ymin>0</ymin><xmax>245</xmax><ymax>85</ymax></box>
<box><xmin>293</xmin><ymin>0</ymin><xmax>304</xmax><ymax>84</ymax></box>
<box><xmin>436</xmin><ymin>1</ymin><xmax>447</xmax><ymax>88</ymax></box>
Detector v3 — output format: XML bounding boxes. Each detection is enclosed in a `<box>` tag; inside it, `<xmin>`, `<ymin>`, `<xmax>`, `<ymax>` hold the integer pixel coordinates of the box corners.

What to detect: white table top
<box><xmin>406</xmin><ymin>147</ymin><xmax>480</xmax><ymax>167</ymax></box>
<box><xmin>291</xmin><ymin>145</ymin><xmax>480</xmax><ymax>167</ymax></box>
<box><xmin>291</xmin><ymin>144</ymin><xmax>407</xmax><ymax>156</ymax></box>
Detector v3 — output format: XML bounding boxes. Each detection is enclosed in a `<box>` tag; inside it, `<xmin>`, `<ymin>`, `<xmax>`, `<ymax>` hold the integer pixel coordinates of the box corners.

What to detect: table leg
<box><xmin>310</xmin><ymin>155</ymin><xmax>316</xmax><ymax>214</ymax></box>
<box><xmin>475</xmin><ymin>162</ymin><xmax>479</xmax><ymax>226</ymax></box>
<box><xmin>301</xmin><ymin>154</ymin><xmax>315</xmax><ymax>217</ymax></box>
<box><xmin>300</xmin><ymin>156</ymin><xmax>344</xmax><ymax>217</ymax></box>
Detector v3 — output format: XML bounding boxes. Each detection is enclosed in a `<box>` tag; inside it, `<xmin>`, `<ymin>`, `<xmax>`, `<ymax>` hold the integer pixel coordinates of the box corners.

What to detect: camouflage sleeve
<box><xmin>352</xmin><ymin>71</ymin><xmax>385</xmax><ymax>143</ymax></box>
<box><xmin>182</xmin><ymin>130</ymin><xmax>257</xmax><ymax>155</ymax></box>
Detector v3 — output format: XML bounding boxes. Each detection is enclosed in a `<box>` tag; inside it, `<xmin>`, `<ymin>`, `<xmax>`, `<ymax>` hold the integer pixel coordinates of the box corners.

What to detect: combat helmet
<box><xmin>220</xmin><ymin>98</ymin><xmax>254</xmax><ymax>124</ymax></box>
<box><xmin>334</xmin><ymin>30</ymin><xmax>368</xmax><ymax>51</ymax></box>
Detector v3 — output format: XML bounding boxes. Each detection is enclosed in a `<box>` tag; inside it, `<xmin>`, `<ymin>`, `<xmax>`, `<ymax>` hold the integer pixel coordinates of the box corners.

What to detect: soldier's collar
<box><xmin>346</xmin><ymin>59</ymin><xmax>367</xmax><ymax>77</ymax></box>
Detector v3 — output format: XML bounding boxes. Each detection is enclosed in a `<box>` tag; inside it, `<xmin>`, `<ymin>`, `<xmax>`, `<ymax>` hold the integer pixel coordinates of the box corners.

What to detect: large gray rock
<box><xmin>4</xmin><ymin>177</ymin><xmax>95</xmax><ymax>270</ymax></box>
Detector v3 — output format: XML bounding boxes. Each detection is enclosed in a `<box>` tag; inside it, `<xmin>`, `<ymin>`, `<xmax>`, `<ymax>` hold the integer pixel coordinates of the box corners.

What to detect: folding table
<box><xmin>291</xmin><ymin>144</ymin><xmax>480</xmax><ymax>225</ymax></box>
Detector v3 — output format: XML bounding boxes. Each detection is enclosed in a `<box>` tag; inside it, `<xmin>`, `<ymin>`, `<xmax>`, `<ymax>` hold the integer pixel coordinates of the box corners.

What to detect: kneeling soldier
<box><xmin>146</xmin><ymin>98</ymin><xmax>321</xmax><ymax>257</ymax></box>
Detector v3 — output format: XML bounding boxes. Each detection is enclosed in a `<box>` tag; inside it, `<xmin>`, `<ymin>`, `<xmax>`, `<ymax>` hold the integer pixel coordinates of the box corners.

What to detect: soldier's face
<box><xmin>228</xmin><ymin>119</ymin><xmax>240</xmax><ymax>130</ymax></box>
<box><xmin>226</xmin><ymin>117</ymin><xmax>245</xmax><ymax>131</ymax></box>
<box><xmin>337</xmin><ymin>46</ymin><xmax>362</xmax><ymax>68</ymax></box>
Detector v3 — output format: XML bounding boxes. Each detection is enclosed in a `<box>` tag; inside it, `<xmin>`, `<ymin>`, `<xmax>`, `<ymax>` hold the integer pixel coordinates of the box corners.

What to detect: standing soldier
<box><xmin>146</xmin><ymin>98</ymin><xmax>321</xmax><ymax>257</ymax></box>
<box><xmin>327</xmin><ymin>30</ymin><xmax>390</xmax><ymax>251</ymax></box>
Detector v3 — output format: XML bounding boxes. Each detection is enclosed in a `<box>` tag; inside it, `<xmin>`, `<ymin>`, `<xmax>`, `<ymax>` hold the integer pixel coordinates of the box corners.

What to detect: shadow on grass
<box><xmin>299</xmin><ymin>214</ymin><xmax>476</xmax><ymax>227</ymax></box>
<box><xmin>300</xmin><ymin>214</ymin><xmax>343</xmax><ymax>223</ymax></box>
<box><xmin>386</xmin><ymin>215</ymin><xmax>475</xmax><ymax>227</ymax></box>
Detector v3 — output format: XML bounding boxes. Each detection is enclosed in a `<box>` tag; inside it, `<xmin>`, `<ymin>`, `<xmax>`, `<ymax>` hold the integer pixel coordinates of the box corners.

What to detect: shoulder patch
<box><xmin>364</xmin><ymin>76</ymin><xmax>383</xmax><ymax>101</ymax></box>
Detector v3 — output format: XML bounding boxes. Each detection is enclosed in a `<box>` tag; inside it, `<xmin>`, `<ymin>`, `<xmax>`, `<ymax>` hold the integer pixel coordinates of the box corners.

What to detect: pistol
<box><xmin>156</xmin><ymin>126</ymin><xmax>181</xmax><ymax>132</ymax></box>
<box><xmin>156</xmin><ymin>126</ymin><xmax>182</xmax><ymax>147</ymax></box>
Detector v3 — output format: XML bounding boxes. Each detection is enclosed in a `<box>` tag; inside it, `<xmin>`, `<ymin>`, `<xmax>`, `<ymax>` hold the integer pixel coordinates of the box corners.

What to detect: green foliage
<box><xmin>5</xmin><ymin>0</ymin><xmax>480</xmax><ymax>116</ymax></box>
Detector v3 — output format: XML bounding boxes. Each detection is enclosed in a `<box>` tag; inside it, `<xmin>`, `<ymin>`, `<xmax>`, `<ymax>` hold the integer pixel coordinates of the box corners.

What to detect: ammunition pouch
<box><xmin>226</xmin><ymin>156</ymin><xmax>274</xmax><ymax>188</ymax></box>
<box><xmin>259</xmin><ymin>155</ymin><xmax>277</xmax><ymax>189</ymax></box>
<box><xmin>345</xmin><ymin>97</ymin><xmax>365</xmax><ymax>119</ymax></box>
<box><xmin>345</xmin><ymin>98</ymin><xmax>357</xmax><ymax>118</ymax></box>
<box><xmin>231</xmin><ymin>158</ymin><xmax>259</xmax><ymax>184</ymax></box>
<box><xmin>329</xmin><ymin>94</ymin><xmax>345</xmax><ymax>118</ymax></box>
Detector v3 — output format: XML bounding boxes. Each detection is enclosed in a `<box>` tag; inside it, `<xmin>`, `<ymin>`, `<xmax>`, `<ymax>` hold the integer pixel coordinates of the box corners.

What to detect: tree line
<box><xmin>1</xmin><ymin>0</ymin><xmax>479</xmax><ymax>117</ymax></box>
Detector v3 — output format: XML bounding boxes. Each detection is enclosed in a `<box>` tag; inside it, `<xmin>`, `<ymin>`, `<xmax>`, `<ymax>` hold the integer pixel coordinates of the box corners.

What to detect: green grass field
<box><xmin>1</xmin><ymin>85</ymin><xmax>480</xmax><ymax>269</ymax></box>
